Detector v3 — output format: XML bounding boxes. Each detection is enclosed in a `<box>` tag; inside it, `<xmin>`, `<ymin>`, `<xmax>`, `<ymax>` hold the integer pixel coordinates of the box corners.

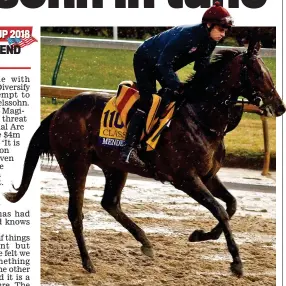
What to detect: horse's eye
<box><xmin>249</xmin><ymin>67</ymin><xmax>263</xmax><ymax>80</ymax></box>
<box><xmin>256</xmin><ymin>70</ymin><xmax>264</xmax><ymax>79</ymax></box>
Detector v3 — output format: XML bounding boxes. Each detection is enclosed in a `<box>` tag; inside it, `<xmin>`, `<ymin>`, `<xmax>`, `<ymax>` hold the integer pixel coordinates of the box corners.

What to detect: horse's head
<box><xmin>235</xmin><ymin>42</ymin><xmax>285</xmax><ymax>117</ymax></box>
<box><xmin>183</xmin><ymin>45</ymin><xmax>284</xmax><ymax>137</ymax></box>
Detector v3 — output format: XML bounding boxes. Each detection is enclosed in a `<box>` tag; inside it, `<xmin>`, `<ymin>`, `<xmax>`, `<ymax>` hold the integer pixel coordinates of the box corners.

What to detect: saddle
<box><xmin>99</xmin><ymin>81</ymin><xmax>176</xmax><ymax>151</ymax></box>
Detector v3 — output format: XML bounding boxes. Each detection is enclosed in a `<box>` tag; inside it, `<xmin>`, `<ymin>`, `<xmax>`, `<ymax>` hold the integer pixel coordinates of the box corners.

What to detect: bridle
<box><xmin>219</xmin><ymin>52</ymin><xmax>263</xmax><ymax>109</ymax></box>
<box><xmin>239</xmin><ymin>53</ymin><xmax>264</xmax><ymax>107</ymax></box>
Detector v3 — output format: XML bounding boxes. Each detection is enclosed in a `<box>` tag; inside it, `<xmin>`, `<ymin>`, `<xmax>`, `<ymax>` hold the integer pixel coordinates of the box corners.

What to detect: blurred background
<box><xmin>41</xmin><ymin>26</ymin><xmax>276</xmax><ymax>47</ymax></box>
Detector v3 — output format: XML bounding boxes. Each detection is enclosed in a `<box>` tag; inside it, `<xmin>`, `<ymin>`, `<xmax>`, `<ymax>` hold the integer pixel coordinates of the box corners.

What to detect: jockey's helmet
<box><xmin>202</xmin><ymin>1</ymin><xmax>233</xmax><ymax>29</ymax></box>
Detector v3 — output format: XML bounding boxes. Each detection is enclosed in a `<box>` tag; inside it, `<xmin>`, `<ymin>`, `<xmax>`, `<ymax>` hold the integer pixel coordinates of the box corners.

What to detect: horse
<box><xmin>5</xmin><ymin>41</ymin><xmax>285</xmax><ymax>277</ymax></box>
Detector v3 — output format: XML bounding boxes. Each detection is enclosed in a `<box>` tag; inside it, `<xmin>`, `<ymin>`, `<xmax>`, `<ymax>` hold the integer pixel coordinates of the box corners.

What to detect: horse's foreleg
<box><xmin>62</xmin><ymin>160</ymin><xmax>95</xmax><ymax>273</ymax></box>
<box><xmin>189</xmin><ymin>175</ymin><xmax>237</xmax><ymax>242</ymax></box>
<box><xmin>174</xmin><ymin>175</ymin><xmax>242</xmax><ymax>277</ymax></box>
<box><xmin>101</xmin><ymin>168</ymin><xmax>153</xmax><ymax>257</ymax></box>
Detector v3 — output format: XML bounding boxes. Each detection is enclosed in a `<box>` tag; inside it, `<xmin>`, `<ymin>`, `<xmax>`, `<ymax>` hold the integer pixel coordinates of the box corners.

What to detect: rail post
<box><xmin>51</xmin><ymin>46</ymin><xmax>66</xmax><ymax>104</ymax></box>
<box><xmin>261</xmin><ymin>115</ymin><xmax>270</xmax><ymax>176</ymax></box>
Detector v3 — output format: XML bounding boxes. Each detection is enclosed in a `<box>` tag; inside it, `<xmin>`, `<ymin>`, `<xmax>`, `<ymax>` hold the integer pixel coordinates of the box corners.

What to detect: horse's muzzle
<box><xmin>275</xmin><ymin>103</ymin><xmax>286</xmax><ymax>117</ymax></box>
<box><xmin>260</xmin><ymin>103</ymin><xmax>286</xmax><ymax>117</ymax></box>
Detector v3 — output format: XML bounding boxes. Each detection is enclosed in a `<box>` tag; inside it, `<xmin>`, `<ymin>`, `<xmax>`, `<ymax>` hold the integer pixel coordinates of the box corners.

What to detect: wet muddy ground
<box><xmin>41</xmin><ymin>171</ymin><xmax>276</xmax><ymax>286</ymax></box>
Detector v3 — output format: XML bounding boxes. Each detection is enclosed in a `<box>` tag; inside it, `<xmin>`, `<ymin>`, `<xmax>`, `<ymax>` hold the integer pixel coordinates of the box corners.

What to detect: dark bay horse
<box><xmin>6</xmin><ymin>43</ymin><xmax>285</xmax><ymax>277</ymax></box>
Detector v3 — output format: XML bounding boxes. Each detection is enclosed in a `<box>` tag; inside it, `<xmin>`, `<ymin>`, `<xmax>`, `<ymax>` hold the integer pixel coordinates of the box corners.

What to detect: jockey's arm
<box><xmin>156</xmin><ymin>34</ymin><xmax>199</xmax><ymax>92</ymax></box>
<box><xmin>194</xmin><ymin>40</ymin><xmax>216</xmax><ymax>77</ymax></box>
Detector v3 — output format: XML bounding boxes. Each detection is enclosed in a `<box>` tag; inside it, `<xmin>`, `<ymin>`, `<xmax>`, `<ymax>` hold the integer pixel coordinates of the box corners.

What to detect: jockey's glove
<box><xmin>159</xmin><ymin>83</ymin><xmax>185</xmax><ymax>100</ymax></box>
<box><xmin>205</xmin><ymin>84</ymin><xmax>216</xmax><ymax>94</ymax></box>
<box><xmin>170</xmin><ymin>83</ymin><xmax>185</xmax><ymax>96</ymax></box>
<box><xmin>177</xmin><ymin>82</ymin><xmax>185</xmax><ymax>94</ymax></box>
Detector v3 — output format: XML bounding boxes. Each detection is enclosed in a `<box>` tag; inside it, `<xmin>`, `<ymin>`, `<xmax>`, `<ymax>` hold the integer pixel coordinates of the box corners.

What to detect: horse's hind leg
<box><xmin>189</xmin><ymin>175</ymin><xmax>236</xmax><ymax>242</ymax></box>
<box><xmin>174</xmin><ymin>175</ymin><xmax>242</xmax><ymax>277</ymax></box>
<box><xmin>60</xmin><ymin>158</ymin><xmax>95</xmax><ymax>273</ymax></box>
<box><xmin>101</xmin><ymin>168</ymin><xmax>153</xmax><ymax>257</ymax></box>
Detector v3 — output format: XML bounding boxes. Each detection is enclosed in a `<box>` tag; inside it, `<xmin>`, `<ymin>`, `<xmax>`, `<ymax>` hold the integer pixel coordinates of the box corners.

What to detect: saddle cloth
<box><xmin>99</xmin><ymin>81</ymin><xmax>175</xmax><ymax>151</ymax></box>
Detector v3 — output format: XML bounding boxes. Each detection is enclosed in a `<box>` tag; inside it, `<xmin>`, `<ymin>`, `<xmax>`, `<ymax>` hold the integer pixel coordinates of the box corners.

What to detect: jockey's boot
<box><xmin>120</xmin><ymin>109</ymin><xmax>146</xmax><ymax>168</ymax></box>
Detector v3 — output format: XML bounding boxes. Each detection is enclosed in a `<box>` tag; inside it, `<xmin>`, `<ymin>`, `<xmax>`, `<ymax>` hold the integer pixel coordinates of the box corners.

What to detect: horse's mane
<box><xmin>185</xmin><ymin>48</ymin><xmax>243</xmax><ymax>93</ymax></box>
<box><xmin>180</xmin><ymin>49</ymin><xmax>245</xmax><ymax>136</ymax></box>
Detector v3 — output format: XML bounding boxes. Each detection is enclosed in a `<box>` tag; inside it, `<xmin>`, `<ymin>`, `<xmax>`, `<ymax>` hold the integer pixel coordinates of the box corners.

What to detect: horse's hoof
<box><xmin>141</xmin><ymin>245</ymin><xmax>154</xmax><ymax>258</ymax></box>
<box><xmin>83</xmin><ymin>260</ymin><xmax>96</xmax><ymax>273</ymax></box>
<box><xmin>189</xmin><ymin>230</ymin><xmax>205</xmax><ymax>242</ymax></box>
<box><xmin>230</xmin><ymin>261</ymin><xmax>243</xmax><ymax>277</ymax></box>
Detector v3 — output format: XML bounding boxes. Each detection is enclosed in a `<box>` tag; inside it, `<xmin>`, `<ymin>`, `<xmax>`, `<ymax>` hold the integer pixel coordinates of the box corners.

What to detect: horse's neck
<box><xmin>184</xmin><ymin>100</ymin><xmax>230</xmax><ymax>136</ymax></box>
<box><xmin>183</xmin><ymin>72</ymin><xmax>241</xmax><ymax>135</ymax></box>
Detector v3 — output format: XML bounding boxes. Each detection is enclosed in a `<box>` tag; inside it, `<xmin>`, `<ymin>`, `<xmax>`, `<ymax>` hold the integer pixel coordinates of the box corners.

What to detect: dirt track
<box><xmin>41</xmin><ymin>171</ymin><xmax>276</xmax><ymax>286</ymax></box>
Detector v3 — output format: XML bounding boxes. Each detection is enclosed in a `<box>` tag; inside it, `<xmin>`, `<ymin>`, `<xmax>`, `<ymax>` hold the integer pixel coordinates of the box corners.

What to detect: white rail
<box><xmin>41</xmin><ymin>36</ymin><xmax>276</xmax><ymax>57</ymax></box>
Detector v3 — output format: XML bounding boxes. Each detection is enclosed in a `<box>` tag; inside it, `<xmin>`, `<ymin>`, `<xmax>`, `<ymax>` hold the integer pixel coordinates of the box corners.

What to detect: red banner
<box><xmin>0</xmin><ymin>27</ymin><xmax>33</xmax><ymax>41</ymax></box>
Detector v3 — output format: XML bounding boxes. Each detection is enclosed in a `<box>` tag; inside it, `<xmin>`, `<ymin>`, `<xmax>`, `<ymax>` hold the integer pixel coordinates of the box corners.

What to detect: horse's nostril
<box><xmin>277</xmin><ymin>104</ymin><xmax>286</xmax><ymax>116</ymax></box>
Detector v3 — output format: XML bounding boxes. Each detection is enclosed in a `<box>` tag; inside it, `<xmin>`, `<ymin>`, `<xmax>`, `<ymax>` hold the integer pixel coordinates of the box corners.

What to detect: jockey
<box><xmin>120</xmin><ymin>1</ymin><xmax>233</xmax><ymax>167</ymax></box>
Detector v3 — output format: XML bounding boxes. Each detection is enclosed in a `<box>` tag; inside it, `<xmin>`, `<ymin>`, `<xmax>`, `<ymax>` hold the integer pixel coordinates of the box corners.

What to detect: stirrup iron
<box><xmin>125</xmin><ymin>149</ymin><xmax>133</xmax><ymax>163</ymax></box>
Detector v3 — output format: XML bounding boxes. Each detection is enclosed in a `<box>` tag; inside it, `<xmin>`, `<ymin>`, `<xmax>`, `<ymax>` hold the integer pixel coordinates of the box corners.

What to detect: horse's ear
<box><xmin>253</xmin><ymin>42</ymin><xmax>261</xmax><ymax>55</ymax></box>
<box><xmin>247</xmin><ymin>28</ymin><xmax>261</xmax><ymax>57</ymax></box>
<box><xmin>247</xmin><ymin>40</ymin><xmax>261</xmax><ymax>57</ymax></box>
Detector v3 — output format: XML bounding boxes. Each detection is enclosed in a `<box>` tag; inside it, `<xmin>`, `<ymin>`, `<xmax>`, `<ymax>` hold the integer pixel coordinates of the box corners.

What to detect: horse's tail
<box><xmin>5</xmin><ymin>111</ymin><xmax>56</xmax><ymax>203</ymax></box>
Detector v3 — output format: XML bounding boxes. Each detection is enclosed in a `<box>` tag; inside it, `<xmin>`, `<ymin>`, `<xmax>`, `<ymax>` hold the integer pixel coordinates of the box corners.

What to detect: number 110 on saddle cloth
<box><xmin>99</xmin><ymin>81</ymin><xmax>175</xmax><ymax>151</ymax></box>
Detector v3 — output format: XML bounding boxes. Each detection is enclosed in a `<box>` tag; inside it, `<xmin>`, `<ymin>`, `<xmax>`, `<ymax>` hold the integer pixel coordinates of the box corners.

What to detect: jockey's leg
<box><xmin>119</xmin><ymin>50</ymin><xmax>156</xmax><ymax>167</ymax></box>
<box><xmin>120</xmin><ymin>108</ymin><xmax>147</xmax><ymax>167</ymax></box>
<box><xmin>156</xmin><ymin>87</ymin><xmax>174</xmax><ymax>118</ymax></box>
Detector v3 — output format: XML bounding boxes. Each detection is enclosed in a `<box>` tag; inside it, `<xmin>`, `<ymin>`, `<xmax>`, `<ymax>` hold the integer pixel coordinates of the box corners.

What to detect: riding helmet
<box><xmin>202</xmin><ymin>1</ymin><xmax>233</xmax><ymax>28</ymax></box>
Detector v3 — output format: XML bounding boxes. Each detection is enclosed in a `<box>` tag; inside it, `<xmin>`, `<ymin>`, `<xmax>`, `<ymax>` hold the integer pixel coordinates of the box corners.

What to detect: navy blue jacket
<box><xmin>137</xmin><ymin>24</ymin><xmax>217</xmax><ymax>91</ymax></box>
